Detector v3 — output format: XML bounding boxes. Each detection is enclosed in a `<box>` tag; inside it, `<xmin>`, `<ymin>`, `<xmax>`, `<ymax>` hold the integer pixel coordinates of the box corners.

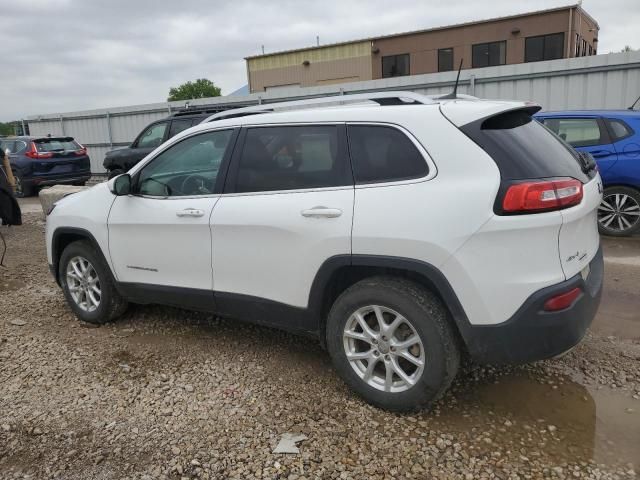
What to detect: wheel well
<box><xmin>51</xmin><ymin>231</ymin><xmax>94</xmax><ymax>283</ymax></box>
<box><xmin>316</xmin><ymin>265</ymin><xmax>468</xmax><ymax>352</ymax></box>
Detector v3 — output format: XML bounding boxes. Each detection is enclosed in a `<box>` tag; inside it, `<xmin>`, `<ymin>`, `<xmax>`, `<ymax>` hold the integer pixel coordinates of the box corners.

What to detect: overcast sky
<box><xmin>1</xmin><ymin>0</ymin><xmax>638</xmax><ymax>121</ymax></box>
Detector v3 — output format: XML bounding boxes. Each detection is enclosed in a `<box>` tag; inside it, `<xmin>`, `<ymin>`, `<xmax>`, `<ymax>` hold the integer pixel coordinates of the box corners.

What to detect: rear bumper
<box><xmin>24</xmin><ymin>173</ymin><xmax>91</xmax><ymax>187</ymax></box>
<box><xmin>464</xmin><ymin>245</ymin><xmax>603</xmax><ymax>365</ymax></box>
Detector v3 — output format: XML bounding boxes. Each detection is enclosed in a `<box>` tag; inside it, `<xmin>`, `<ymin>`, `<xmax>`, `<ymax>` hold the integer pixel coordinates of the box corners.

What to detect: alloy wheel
<box><xmin>598</xmin><ymin>193</ymin><xmax>640</xmax><ymax>234</ymax></box>
<box><xmin>66</xmin><ymin>256</ymin><xmax>101</xmax><ymax>312</ymax></box>
<box><xmin>343</xmin><ymin>305</ymin><xmax>425</xmax><ymax>393</ymax></box>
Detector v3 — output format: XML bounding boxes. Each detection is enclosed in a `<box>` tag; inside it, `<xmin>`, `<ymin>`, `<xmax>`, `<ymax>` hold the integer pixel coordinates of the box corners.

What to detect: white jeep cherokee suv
<box><xmin>46</xmin><ymin>92</ymin><xmax>603</xmax><ymax>411</ymax></box>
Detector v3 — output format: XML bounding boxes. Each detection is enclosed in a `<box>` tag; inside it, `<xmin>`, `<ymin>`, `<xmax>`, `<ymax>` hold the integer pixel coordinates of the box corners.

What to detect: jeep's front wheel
<box><xmin>326</xmin><ymin>277</ymin><xmax>460</xmax><ymax>412</ymax></box>
<box><xmin>59</xmin><ymin>240</ymin><xmax>128</xmax><ymax>324</ymax></box>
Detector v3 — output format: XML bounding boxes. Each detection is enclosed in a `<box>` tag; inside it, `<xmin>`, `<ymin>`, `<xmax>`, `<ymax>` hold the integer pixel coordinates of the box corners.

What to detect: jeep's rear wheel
<box><xmin>59</xmin><ymin>240</ymin><xmax>128</xmax><ymax>324</ymax></box>
<box><xmin>326</xmin><ymin>277</ymin><xmax>460</xmax><ymax>412</ymax></box>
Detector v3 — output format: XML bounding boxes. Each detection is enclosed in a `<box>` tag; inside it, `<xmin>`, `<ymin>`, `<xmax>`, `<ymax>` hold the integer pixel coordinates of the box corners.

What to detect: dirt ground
<box><xmin>0</xmin><ymin>199</ymin><xmax>638</xmax><ymax>480</ymax></box>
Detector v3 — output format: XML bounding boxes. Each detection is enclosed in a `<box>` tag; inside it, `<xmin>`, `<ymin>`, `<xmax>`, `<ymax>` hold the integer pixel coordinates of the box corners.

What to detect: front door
<box><xmin>108</xmin><ymin>128</ymin><xmax>237</xmax><ymax>303</ymax></box>
<box><xmin>210</xmin><ymin>124</ymin><xmax>354</xmax><ymax>318</ymax></box>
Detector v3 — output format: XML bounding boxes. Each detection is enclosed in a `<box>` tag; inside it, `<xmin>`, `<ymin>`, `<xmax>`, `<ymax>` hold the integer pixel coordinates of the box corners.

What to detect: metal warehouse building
<box><xmin>245</xmin><ymin>4</ymin><xmax>599</xmax><ymax>93</ymax></box>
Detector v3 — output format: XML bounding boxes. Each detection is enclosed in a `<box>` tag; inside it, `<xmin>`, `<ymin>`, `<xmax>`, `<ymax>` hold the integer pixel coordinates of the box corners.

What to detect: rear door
<box><xmin>541</xmin><ymin>116</ymin><xmax>618</xmax><ymax>174</ymax></box>
<box><xmin>210</xmin><ymin>124</ymin><xmax>354</xmax><ymax>315</ymax></box>
<box><xmin>604</xmin><ymin>117</ymin><xmax>640</xmax><ymax>181</ymax></box>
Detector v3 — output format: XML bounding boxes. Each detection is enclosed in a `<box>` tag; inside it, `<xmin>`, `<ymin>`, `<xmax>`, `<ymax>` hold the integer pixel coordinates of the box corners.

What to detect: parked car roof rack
<box><xmin>202</xmin><ymin>91</ymin><xmax>439</xmax><ymax>123</ymax></box>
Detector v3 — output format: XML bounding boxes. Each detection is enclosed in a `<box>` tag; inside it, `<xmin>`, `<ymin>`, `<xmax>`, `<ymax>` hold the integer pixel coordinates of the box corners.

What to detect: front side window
<box><xmin>169</xmin><ymin>119</ymin><xmax>193</xmax><ymax>138</ymax></box>
<box><xmin>136</xmin><ymin>122</ymin><xmax>168</xmax><ymax>149</ymax></box>
<box><xmin>525</xmin><ymin>33</ymin><xmax>564</xmax><ymax>62</ymax></box>
<box><xmin>234</xmin><ymin>125</ymin><xmax>350</xmax><ymax>193</ymax></box>
<box><xmin>472</xmin><ymin>41</ymin><xmax>506</xmax><ymax>68</ymax></box>
<box><xmin>382</xmin><ymin>54</ymin><xmax>410</xmax><ymax>78</ymax></box>
<box><xmin>137</xmin><ymin>129</ymin><xmax>233</xmax><ymax>197</ymax></box>
<box><xmin>438</xmin><ymin>48</ymin><xmax>454</xmax><ymax>72</ymax></box>
<box><xmin>543</xmin><ymin>118</ymin><xmax>604</xmax><ymax>147</ymax></box>
<box><xmin>347</xmin><ymin>125</ymin><xmax>428</xmax><ymax>184</ymax></box>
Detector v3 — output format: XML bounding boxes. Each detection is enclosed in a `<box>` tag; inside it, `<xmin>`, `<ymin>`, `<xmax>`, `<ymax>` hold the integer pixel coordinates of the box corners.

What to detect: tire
<box><xmin>12</xmin><ymin>173</ymin><xmax>33</xmax><ymax>198</ymax></box>
<box><xmin>598</xmin><ymin>186</ymin><xmax>640</xmax><ymax>237</ymax></box>
<box><xmin>59</xmin><ymin>240</ymin><xmax>128</xmax><ymax>324</ymax></box>
<box><xmin>107</xmin><ymin>169</ymin><xmax>124</xmax><ymax>180</ymax></box>
<box><xmin>326</xmin><ymin>276</ymin><xmax>460</xmax><ymax>412</ymax></box>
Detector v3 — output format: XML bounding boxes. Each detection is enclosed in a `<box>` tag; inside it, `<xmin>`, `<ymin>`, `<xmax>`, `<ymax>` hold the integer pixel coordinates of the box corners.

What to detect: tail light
<box><xmin>74</xmin><ymin>144</ymin><xmax>87</xmax><ymax>156</ymax></box>
<box><xmin>502</xmin><ymin>178</ymin><xmax>583</xmax><ymax>214</ymax></box>
<box><xmin>25</xmin><ymin>143</ymin><xmax>53</xmax><ymax>159</ymax></box>
<box><xmin>544</xmin><ymin>287</ymin><xmax>582</xmax><ymax>311</ymax></box>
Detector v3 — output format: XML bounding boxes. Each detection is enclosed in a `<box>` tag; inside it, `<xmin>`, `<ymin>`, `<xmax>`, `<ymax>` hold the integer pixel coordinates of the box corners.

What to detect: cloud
<box><xmin>0</xmin><ymin>0</ymin><xmax>638</xmax><ymax>121</ymax></box>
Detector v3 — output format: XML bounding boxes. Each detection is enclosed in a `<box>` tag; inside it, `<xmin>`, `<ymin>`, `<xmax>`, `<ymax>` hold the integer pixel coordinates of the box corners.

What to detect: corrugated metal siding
<box><xmin>27</xmin><ymin>51</ymin><xmax>640</xmax><ymax>174</ymax></box>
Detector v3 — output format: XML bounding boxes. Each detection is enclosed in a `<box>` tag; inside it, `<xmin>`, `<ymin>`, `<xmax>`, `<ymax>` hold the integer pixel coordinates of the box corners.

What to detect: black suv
<box><xmin>103</xmin><ymin>106</ymin><xmax>243</xmax><ymax>179</ymax></box>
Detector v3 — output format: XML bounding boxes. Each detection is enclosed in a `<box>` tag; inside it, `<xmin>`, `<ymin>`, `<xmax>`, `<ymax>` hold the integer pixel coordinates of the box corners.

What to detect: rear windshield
<box><xmin>460</xmin><ymin>109</ymin><xmax>590</xmax><ymax>182</ymax></box>
<box><xmin>34</xmin><ymin>138</ymin><xmax>81</xmax><ymax>152</ymax></box>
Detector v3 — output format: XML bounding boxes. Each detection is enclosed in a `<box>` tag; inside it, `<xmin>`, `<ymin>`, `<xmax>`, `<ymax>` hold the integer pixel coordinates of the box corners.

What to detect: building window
<box><xmin>581</xmin><ymin>39</ymin><xmax>587</xmax><ymax>56</ymax></box>
<box><xmin>525</xmin><ymin>33</ymin><xmax>565</xmax><ymax>62</ymax></box>
<box><xmin>382</xmin><ymin>54</ymin><xmax>410</xmax><ymax>78</ymax></box>
<box><xmin>575</xmin><ymin>34</ymin><xmax>580</xmax><ymax>57</ymax></box>
<box><xmin>472</xmin><ymin>41</ymin><xmax>506</xmax><ymax>68</ymax></box>
<box><xmin>438</xmin><ymin>48</ymin><xmax>454</xmax><ymax>72</ymax></box>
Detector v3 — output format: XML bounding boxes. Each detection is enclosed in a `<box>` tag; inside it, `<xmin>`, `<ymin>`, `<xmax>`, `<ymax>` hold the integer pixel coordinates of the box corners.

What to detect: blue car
<box><xmin>0</xmin><ymin>136</ymin><xmax>91</xmax><ymax>197</ymax></box>
<box><xmin>535</xmin><ymin>110</ymin><xmax>640</xmax><ymax>236</ymax></box>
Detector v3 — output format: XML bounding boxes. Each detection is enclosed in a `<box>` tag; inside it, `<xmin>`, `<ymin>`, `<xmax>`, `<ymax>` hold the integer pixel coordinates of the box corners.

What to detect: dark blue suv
<box><xmin>0</xmin><ymin>136</ymin><xmax>91</xmax><ymax>197</ymax></box>
<box><xmin>535</xmin><ymin>110</ymin><xmax>640</xmax><ymax>236</ymax></box>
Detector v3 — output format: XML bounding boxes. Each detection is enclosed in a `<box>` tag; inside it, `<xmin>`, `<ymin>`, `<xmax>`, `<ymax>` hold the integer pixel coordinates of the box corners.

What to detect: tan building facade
<box><xmin>246</xmin><ymin>4</ymin><xmax>598</xmax><ymax>93</ymax></box>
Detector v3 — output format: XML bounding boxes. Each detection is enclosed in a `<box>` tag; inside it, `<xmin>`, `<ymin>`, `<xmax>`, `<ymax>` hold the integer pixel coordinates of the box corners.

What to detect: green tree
<box><xmin>168</xmin><ymin>79</ymin><xmax>221</xmax><ymax>101</ymax></box>
<box><xmin>0</xmin><ymin>122</ymin><xmax>15</xmax><ymax>136</ymax></box>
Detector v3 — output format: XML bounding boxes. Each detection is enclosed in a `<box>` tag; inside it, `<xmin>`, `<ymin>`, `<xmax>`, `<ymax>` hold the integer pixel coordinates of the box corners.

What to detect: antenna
<box><xmin>440</xmin><ymin>59</ymin><xmax>464</xmax><ymax>100</ymax></box>
<box><xmin>629</xmin><ymin>93</ymin><xmax>640</xmax><ymax>110</ymax></box>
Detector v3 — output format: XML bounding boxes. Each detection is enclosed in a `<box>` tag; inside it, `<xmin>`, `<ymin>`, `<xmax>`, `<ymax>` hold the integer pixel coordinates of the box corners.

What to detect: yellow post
<box><xmin>1</xmin><ymin>148</ymin><xmax>16</xmax><ymax>193</ymax></box>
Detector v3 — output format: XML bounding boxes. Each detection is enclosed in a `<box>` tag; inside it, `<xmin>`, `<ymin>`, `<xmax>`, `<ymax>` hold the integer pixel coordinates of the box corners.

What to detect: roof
<box><xmin>537</xmin><ymin>109</ymin><xmax>640</xmax><ymax>118</ymax></box>
<box><xmin>245</xmin><ymin>4</ymin><xmax>596</xmax><ymax>60</ymax></box>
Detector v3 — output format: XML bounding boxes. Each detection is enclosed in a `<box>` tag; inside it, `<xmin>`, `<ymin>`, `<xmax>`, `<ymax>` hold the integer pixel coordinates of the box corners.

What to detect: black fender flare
<box><xmin>307</xmin><ymin>254</ymin><xmax>473</xmax><ymax>346</ymax></box>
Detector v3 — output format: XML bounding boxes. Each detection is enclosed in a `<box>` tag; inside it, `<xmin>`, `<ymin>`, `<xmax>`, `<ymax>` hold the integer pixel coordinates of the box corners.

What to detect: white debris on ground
<box><xmin>272</xmin><ymin>433</ymin><xmax>308</xmax><ymax>454</ymax></box>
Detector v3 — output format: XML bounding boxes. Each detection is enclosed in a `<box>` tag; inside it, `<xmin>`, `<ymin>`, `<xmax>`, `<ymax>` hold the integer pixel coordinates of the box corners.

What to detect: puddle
<box><xmin>430</xmin><ymin>373</ymin><xmax>639</xmax><ymax>469</ymax></box>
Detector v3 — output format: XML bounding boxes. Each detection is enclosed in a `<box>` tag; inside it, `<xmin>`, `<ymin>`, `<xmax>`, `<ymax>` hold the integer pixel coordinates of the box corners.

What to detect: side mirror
<box><xmin>111</xmin><ymin>174</ymin><xmax>132</xmax><ymax>196</ymax></box>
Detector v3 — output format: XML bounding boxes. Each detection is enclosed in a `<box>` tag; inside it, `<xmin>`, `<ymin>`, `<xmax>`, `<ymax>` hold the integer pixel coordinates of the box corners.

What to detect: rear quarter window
<box><xmin>347</xmin><ymin>125</ymin><xmax>428</xmax><ymax>184</ymax></box>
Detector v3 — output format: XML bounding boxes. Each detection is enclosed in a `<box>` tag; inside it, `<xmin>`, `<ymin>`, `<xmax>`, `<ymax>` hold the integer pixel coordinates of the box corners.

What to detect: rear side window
<box><xmin>347</xmin><ymin>125</ymin><xmax>428</xmax><ymax>184</ymax></box>
<box><xmin>607</xmin><ymin>119</ymin><xmax>633</xmax><ymax>141</ymax></box>
<box><xmin>542</xmin><ymin>118</ymin><xmax>604</xmax><ymax>147</ymax></box>
<box><xmin>233</xmin><ymin>125</ymin><xmax>351</xmax><ymax>193</ymax></box>
<box><xmin>461</xmin><ymin>109</ymin><xmax>589</xmax><ymax>182</ymax></box>
<box><xmin>34</xmin><ymin>138</ymin><xmax>81</xmax><ymax>152</ymax></box>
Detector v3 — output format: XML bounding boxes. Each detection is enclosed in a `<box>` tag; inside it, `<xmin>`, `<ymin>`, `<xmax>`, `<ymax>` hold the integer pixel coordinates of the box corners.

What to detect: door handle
<box><xmin>176</xmin><ymin>208</ymin><xmax>205</xmax><ymax>218</ymax></box>
<box><xmin>590</xmin><ymin>150</ymin><xmax>612</xmax><ymax>158</ymax></box>
<box><xmin>301</xmin><ymin>207</ymin><xmax>342</xmax><ymax>218</ymax></box>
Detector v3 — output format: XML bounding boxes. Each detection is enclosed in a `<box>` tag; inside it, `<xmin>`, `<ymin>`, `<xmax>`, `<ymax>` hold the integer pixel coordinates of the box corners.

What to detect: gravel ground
<box><xmin>0</xmin><ymin>207</ymin><xmax>639</xmax><ymax>480</ymax></box>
